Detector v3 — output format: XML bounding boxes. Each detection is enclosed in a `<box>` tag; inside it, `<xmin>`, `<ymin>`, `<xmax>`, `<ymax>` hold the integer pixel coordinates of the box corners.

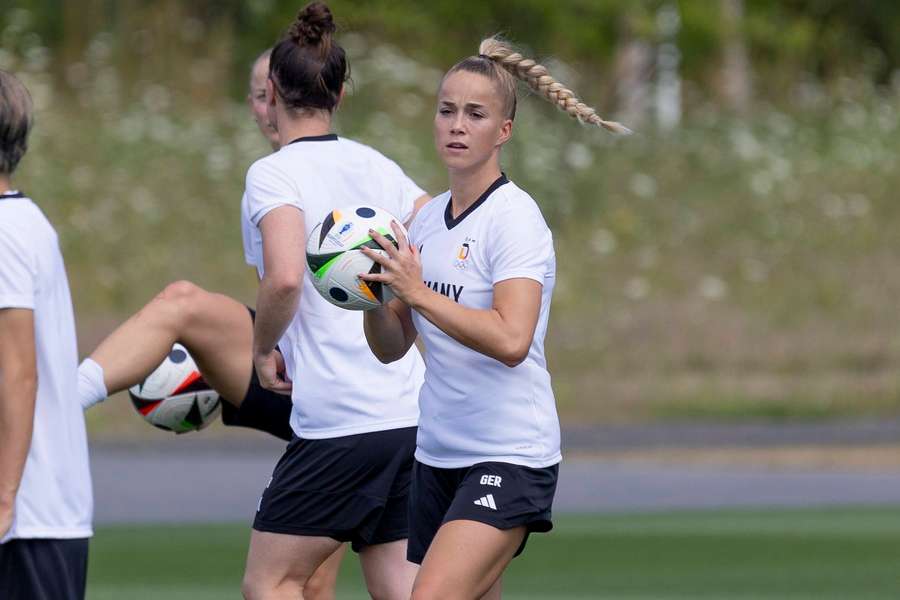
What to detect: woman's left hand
<box><xmin>359</xmin><ymin>221</ymin><xmax>427</xmax><ymax>307</ymax></box>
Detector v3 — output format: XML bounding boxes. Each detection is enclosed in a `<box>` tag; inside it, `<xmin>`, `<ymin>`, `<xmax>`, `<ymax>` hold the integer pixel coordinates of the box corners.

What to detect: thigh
<box><xmin>243</xmin><ymin>530</ymin><xmax>341</xmax><ymax>598</ymax></box>
<box><xmin>176</xmin><ymin>291</ymin><xmax>255</xmax><ymax>406</ymax></box>
<box><xmin>359</xmin><ymin>539</ymin><xmax>418</xmax><ymax>600</ymax></box>
<box><xmin>407</xmin><ymin>461</ymin><xmax>460</xmax><ymax>565</ymax></box>
<box><xmin>0</xmin><ymin>538</ymin><xmax>89</xmax><ymax>600</ymax></box>
<box><xmin>304</xmin><ymin>544</ymin><xmax>347</xmax><ymax>600</ymax></box>
<box><xmin>412</xmin><ymin>520</ymin><xmax>525</xmax><ymax>600</ymax></box>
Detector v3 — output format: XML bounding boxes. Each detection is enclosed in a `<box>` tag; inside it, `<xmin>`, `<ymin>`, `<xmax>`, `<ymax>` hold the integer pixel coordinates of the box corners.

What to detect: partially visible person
<box><xmin>248</xmin><ymin>48</ymin><xmax>281</xmax><ymax>151</ymax></box>
<box><xmin>240</xmin><ymin>3</ymin><xmax>427</xmax><ymax>598</ymax></box>
<box><xmin>0</xmin><ymin>70</ymin><xmax>93</xmax><ymax>600</ymax></box>
<box><xmin>75</xmin><ymin>49</ymin><xmax>350</xmax><ymax>600</ymax></box>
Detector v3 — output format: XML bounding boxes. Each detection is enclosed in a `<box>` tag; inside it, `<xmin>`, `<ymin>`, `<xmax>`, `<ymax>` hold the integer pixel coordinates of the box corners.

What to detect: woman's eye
<box><xmin>439</xmin><ymin>108</ymin><xmax>452</xmax><ymax>115</ymax></box>
<box><xmin>471</xmin><ymin>113</ymin><xmax>484</xmax><ymax>119</ymax></box>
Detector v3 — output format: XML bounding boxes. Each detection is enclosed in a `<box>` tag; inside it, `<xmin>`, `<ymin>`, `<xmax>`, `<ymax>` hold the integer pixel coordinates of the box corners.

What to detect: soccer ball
<box><xmin>128</xmin><ymin>344</ymin><xmax>221</xmax><ymax>434</ymax></box>
<box><xmin>306</xmin><ymin>205</ymin><xmax>405</xmax><ymax>311</ymax></box>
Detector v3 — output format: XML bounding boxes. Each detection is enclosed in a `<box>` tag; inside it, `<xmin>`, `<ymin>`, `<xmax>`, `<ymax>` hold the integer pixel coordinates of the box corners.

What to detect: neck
<box><xmin>275</xmin><ymin>106</ymin><xmax>333</xmax><ymax>147</ymax></box>
<box><xmin>448</xmin><ymin>158</ymin><xmax>503</xmax><ymax>217</ymax></box>
<box><xmin>0</xmin><ymin>175</ymin><xmax>11</xmax><ymax>194</ymax></box>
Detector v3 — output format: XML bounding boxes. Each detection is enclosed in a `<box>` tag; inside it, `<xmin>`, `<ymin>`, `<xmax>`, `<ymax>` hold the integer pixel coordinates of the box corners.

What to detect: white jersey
<box><xmin>0</xmin><ymin>192</ymin><xmax>93</xmax><ymax>543</ymax></box>
<box><xmin>241</xmin><ymin>134</ymin><xmax>425</xmax><ymax>438</ymax></box>
<box><xmin>407</xmin><ymin>175</ymin><xmax>561</xmax><ymax>469</ymax></box>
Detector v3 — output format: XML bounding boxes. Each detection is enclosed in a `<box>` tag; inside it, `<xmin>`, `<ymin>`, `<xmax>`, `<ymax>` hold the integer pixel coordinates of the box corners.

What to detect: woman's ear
<box><xmin>497</xmin><ymin>118</ymin><xmax>513</xmax><ymax>146</ymax></box>
<box><xmin>266</xmin><ymin>77</ymin><xmax>277</xmax><ymax>106</ymax></box>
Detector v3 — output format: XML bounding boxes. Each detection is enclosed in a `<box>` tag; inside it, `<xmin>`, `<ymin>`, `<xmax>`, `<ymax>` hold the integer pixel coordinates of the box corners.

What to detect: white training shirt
<box><xmin>241</xmin><ymin>134</ymin><xmax>425</xmax><ymax>438</ymax></box>
<box><xmin>407</xmin><ymin>175</ymin><xmax>561</xmax><ymax>469</ymax></box>
<box><xmin>0</xmin><ymin>192</ymin><xmax>93</xmax><ymax>543</ymax></box>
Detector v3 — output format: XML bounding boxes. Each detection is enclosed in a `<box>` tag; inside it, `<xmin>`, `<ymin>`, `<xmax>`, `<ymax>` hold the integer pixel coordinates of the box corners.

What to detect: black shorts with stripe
<box><xmin>254</xmin><ymin>426</ymin><xmax>417</xmax><ymax>552</ymax></box>
<box><xmin>0</xmin><ymin>537</ymin><xmax>89</xmax><ymax>600</ymax></box>
<box><xmin>407</xmin><ymin>460</ymin><xmax>558</xmax><ymax>565</ymax></box>
<box><xmin>219</xmin><ymin>307</ymin><xmax>293</xmax><ymax>441</ymax></box>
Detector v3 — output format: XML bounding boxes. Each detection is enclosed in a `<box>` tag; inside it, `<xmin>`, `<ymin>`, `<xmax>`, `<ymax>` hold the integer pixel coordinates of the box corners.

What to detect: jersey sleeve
<box><xmin>406</xmin><ymin>206</ymin><xmax>421</xmax><ymax>248</ymax></box>
<box><xmin>488</xmin><ymin>199</ymin><xmax>554</xmax><ymax>286</ymax></box>
<box><xmin>382</xmin><ymin>157</ymin><xmax>425</xmax><ymax>224</ymax></box>
<box><xmin>0</xmin><ymin>227</ymin><xmax>36</xmax><ymax>309</ymax></box>
<box><xmin>240</xmin><ymin>193</ymin><xmax>257</xmax><ymax>267</ymax></box>
<box><xmin>243</xmin><ymin>158</ymin><xmax>303</xmax><ymax>228</ymax></box>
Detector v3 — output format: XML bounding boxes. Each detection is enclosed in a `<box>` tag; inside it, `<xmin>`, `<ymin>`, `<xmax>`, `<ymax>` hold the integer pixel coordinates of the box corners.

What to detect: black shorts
<box><xmin>253</xmin><ymin>426</ymin><xmax>417</xmax><ymax>553</ymax></box>
<box><xmin>407</xmin><ymin>460</ymin><xmax>558</xmax><ymax>565</ymax></box>
<box><xmin>0</xmin><ymin>537</ymin><xmax>89</xmax><ymax>600</ymax></box>
<box><xmin>220</xmin><ymin>307</ymin><xmax>293</xmax><ymax>441</ymax></box>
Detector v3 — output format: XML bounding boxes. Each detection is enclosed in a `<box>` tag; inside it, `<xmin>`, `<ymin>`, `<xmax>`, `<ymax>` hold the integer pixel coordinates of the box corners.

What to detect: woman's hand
<box><xmin>359</xmin><ymin>221</ymin><xmax>428</xmax><ymax>308</ymax></box>
<box><xmin>253</xmin><ymin>349</ymin><xmax>292</xmax><ymax>395</ymax></box>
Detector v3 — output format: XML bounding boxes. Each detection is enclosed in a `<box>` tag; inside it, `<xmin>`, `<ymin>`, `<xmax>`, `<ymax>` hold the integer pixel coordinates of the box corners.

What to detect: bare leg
<box><xmin>479</xmin><ymin>578</ymin><xmax>502</xmax><ymax>600</ymax></box>
<box><xmin>359</xmin><ymin>539</ymin><xmax>418</xmax><ymax>600</ymax></box>
<box><xmin>89</xmin><ymin>280</ymin><xmax>254</xmax><ymax>406</ymax></box>
<box><xmin>410</xmin><ymin>520</ymin><xmax>525</xmax><ymax>600</ymax></box>
<box><xmin>304</xmin><ymin>544</ymin><xmax>347</xmax><ymax>600</ymax></box>
<box><xmin>242</xmin><ymin>530</ymin><xmax>342</xmax><ymax>600</ymax></box>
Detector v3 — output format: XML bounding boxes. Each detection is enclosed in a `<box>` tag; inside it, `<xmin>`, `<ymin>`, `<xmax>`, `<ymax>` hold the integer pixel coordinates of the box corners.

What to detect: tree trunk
<box><xmin>720</xmin><ymin>0</ymin><xmax>752</xmax><ymax>113</ymax></box>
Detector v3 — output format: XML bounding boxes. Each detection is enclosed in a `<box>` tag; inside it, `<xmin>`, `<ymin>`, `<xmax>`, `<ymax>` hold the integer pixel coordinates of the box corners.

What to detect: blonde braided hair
<box><xmin>469</xmin><ymin>36</ymin><xmax>630</xmax><ymax>135</ymax></box>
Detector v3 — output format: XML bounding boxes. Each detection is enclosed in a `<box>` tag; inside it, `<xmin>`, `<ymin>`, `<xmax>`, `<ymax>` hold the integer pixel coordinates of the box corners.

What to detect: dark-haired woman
<box><xmin>360</xmin><ymin>37</ymin><xmax>628</xmax><ymax>598</ymax></box>
<box><xmin>74</xmin><ymin>48</ymin><xmax>365</xmax><ymax>600</ymax></box>
<box><xmin>239</xmin><ymin>3</ymin><xmax>427</xmax><ymax>599</ymax></box>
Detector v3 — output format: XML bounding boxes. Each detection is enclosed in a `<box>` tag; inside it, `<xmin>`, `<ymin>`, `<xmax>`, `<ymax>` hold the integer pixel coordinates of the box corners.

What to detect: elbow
<box><xmin>371</xmin><ymin>347</ymin><xmax>403</xmax><ymax>364</ymax></box>
<box><xmin>497</xmin><ymin>339</ymin><xmax>530</xmax><ymax>368</ymax></box>
<box><xmin>22</xmin><ymin>373</ymin><xmax>38</xmax><ymax>397</ymax></box>
<box><xmin>267</xmin><ymin>273</ymin><xmax>302</xmax><ymax>298</ymax></box>
<box><xmin>377</xmin><ymin>353</ymin><xmax>400</xmax><ymax>365</ymax></box>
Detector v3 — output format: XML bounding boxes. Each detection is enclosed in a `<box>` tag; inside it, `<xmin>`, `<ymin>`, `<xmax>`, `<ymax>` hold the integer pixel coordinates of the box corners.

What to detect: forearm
<box><xmin>408</xmin><ymin>288</ymin><xmax>526</xmax><ymax>367</ymax></box>
<box><xmin>253</xmin><ymin>276</ymin><xmax>300</xmax><ymax>355</ymax></box>
<box><xmin>0</xmin><ymin>371</ymin><xmax>37</xmax><ymax>509</ymax></box>
<box><xmin>364</xmin><ymin>301</ymin><xmax>414</xmax><ymax>363</ymax></box>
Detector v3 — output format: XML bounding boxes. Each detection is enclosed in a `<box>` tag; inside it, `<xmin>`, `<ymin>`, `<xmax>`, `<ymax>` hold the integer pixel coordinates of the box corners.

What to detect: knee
<box><xmin>152</xmin><ymin>280</ymin><xmax>205</xmax><ymax>325</ymax></box>
<box><xmin>158</xmin><ymin>280</ymin><xmax>204</xmax><ymax>305</ymax></box>
<box><xmin>240</xmin><ymin>573</ymin><xmax>264</xmax><ymax>600</ymax></box>
<box><xmin>411</xmin><ymin>580</ymin><xmax>463</xmax><ymax>600</ymax></box>
<box><xmin>303</xmin><ymin>575</ymin><xmax>336</xmax><ymax>600</ymax></box>
<box><xmin>365</xmin><ymin>582</ymin><xmax>394</xmax><ymax>600</ymax></box>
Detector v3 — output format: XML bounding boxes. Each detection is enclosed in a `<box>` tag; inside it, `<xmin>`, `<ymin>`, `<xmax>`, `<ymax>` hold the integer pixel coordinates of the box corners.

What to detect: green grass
<box><xmin>87</xmin><ymin>507</ymin><xmax>900</xmax><ymax>599</ymax></box>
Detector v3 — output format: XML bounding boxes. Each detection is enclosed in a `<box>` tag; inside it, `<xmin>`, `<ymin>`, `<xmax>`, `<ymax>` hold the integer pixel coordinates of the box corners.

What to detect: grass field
<box><xmin>86</xmin><ymin>507</ymin><xmax>900</xmax><ymax>599</ymax></box>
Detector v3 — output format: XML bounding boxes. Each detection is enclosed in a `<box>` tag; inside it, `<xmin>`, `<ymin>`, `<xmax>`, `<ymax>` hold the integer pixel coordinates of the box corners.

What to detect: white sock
<box><xmin>78</xmin><ymin>358</ymin><xmax>108</xmax><ymax>411</ymax></box>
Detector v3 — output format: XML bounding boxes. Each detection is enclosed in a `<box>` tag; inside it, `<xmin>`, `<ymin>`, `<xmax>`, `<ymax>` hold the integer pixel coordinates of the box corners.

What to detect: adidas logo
<box><xmin>473</xmin><ymin>494</ymin><xmax>497</xmax><ymax>510</ymax></box>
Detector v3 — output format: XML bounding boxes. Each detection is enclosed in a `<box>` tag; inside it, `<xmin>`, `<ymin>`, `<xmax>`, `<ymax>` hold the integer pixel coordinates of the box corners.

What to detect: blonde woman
<box><xmin>361</xmin><ymin>37</ymin><xmax>627</xmax><ymax>598</ymax></box>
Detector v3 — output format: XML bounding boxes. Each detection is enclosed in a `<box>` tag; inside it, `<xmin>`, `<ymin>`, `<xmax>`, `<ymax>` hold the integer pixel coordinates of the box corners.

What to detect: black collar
<box><xmin>0</xmin><ymin>190</ymin><xmax>24</xmax><ymax>199</ymax></box>
<box><xmin>287</xmin><ymin>133</ymin><xmax>338</xmax><ymax>145</ymax></box>
<box><xmin>444</xmin><ymin>174</ymin><xmax>509</xmax><ymax>230</ymax></box>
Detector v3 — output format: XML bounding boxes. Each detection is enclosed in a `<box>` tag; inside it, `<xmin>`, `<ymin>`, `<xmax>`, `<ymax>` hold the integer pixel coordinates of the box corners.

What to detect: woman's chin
<box><xmin>440</xmin><ymin>153</ymin><xmax>477</xmax><ymax>171</ymax></box>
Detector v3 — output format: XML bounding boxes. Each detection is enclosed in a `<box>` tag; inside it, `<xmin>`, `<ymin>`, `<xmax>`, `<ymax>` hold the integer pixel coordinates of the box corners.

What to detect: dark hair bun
<box><xmin>289</xmin><ymin>2</ymin><xmax>336</xmax><ymax>47</ymax></box>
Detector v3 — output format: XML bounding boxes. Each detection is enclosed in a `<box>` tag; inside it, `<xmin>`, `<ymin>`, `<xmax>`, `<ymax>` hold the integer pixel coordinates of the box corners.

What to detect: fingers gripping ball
<box><xmin>307</xmin><ymin>205</ymin><xmax>405</xmax><ymax>311</ymax></box>
<box><xmin>128</xmin><ymin>343</ymin><xmax>221</xmax><ymax>434</ymax></box>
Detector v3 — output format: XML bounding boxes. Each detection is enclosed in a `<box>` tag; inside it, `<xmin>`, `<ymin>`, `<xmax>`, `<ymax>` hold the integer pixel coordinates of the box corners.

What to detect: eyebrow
<box><xmin>439</xmin><ymin>100</ymin><xmax>487</xmax><ymax>110</ymax></box>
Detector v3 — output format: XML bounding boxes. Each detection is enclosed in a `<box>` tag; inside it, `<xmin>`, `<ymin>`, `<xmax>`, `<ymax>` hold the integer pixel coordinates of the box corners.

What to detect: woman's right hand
<box><xmin>253</xmin><ymin>349</ymin><xmax>292</xmax><ymax>395</ymax></box>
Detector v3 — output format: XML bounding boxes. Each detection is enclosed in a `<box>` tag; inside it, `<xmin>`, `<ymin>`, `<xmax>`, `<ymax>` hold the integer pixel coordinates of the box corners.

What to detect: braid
<box><xmin>479</xmin><ymin>37</ymin><xmax>631</xmax><ymax>135</ymax></box>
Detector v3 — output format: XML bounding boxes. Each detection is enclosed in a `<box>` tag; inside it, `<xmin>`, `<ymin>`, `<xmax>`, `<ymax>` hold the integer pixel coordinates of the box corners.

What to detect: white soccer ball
<box><xmin>306</xmin><ymin>205</ymin><xmax>405</xmax><ymax>311</ymax></box>
<box><xmin>128</xmin><ymin>343</ymin><xmax>221</xmax><ymax>434</ymax></box>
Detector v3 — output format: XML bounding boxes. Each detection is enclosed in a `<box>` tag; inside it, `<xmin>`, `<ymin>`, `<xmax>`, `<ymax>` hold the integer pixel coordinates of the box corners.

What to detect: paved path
<box><xmin>90</xmin><ymin>422</ymin><xmax>900</xmax><ymax>524</ymax></box>
<box><xmin>562</xmin><ymin>418</ymin><xmax>900</xmax><ymax>450</ymax></box>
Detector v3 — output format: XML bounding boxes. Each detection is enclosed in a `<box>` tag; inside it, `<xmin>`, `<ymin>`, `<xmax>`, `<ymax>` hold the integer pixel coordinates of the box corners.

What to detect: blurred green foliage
<box><xmin>3</xmin><ymin>1</ymin><xmax>900</xmax><ymax>104</ymax></box>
